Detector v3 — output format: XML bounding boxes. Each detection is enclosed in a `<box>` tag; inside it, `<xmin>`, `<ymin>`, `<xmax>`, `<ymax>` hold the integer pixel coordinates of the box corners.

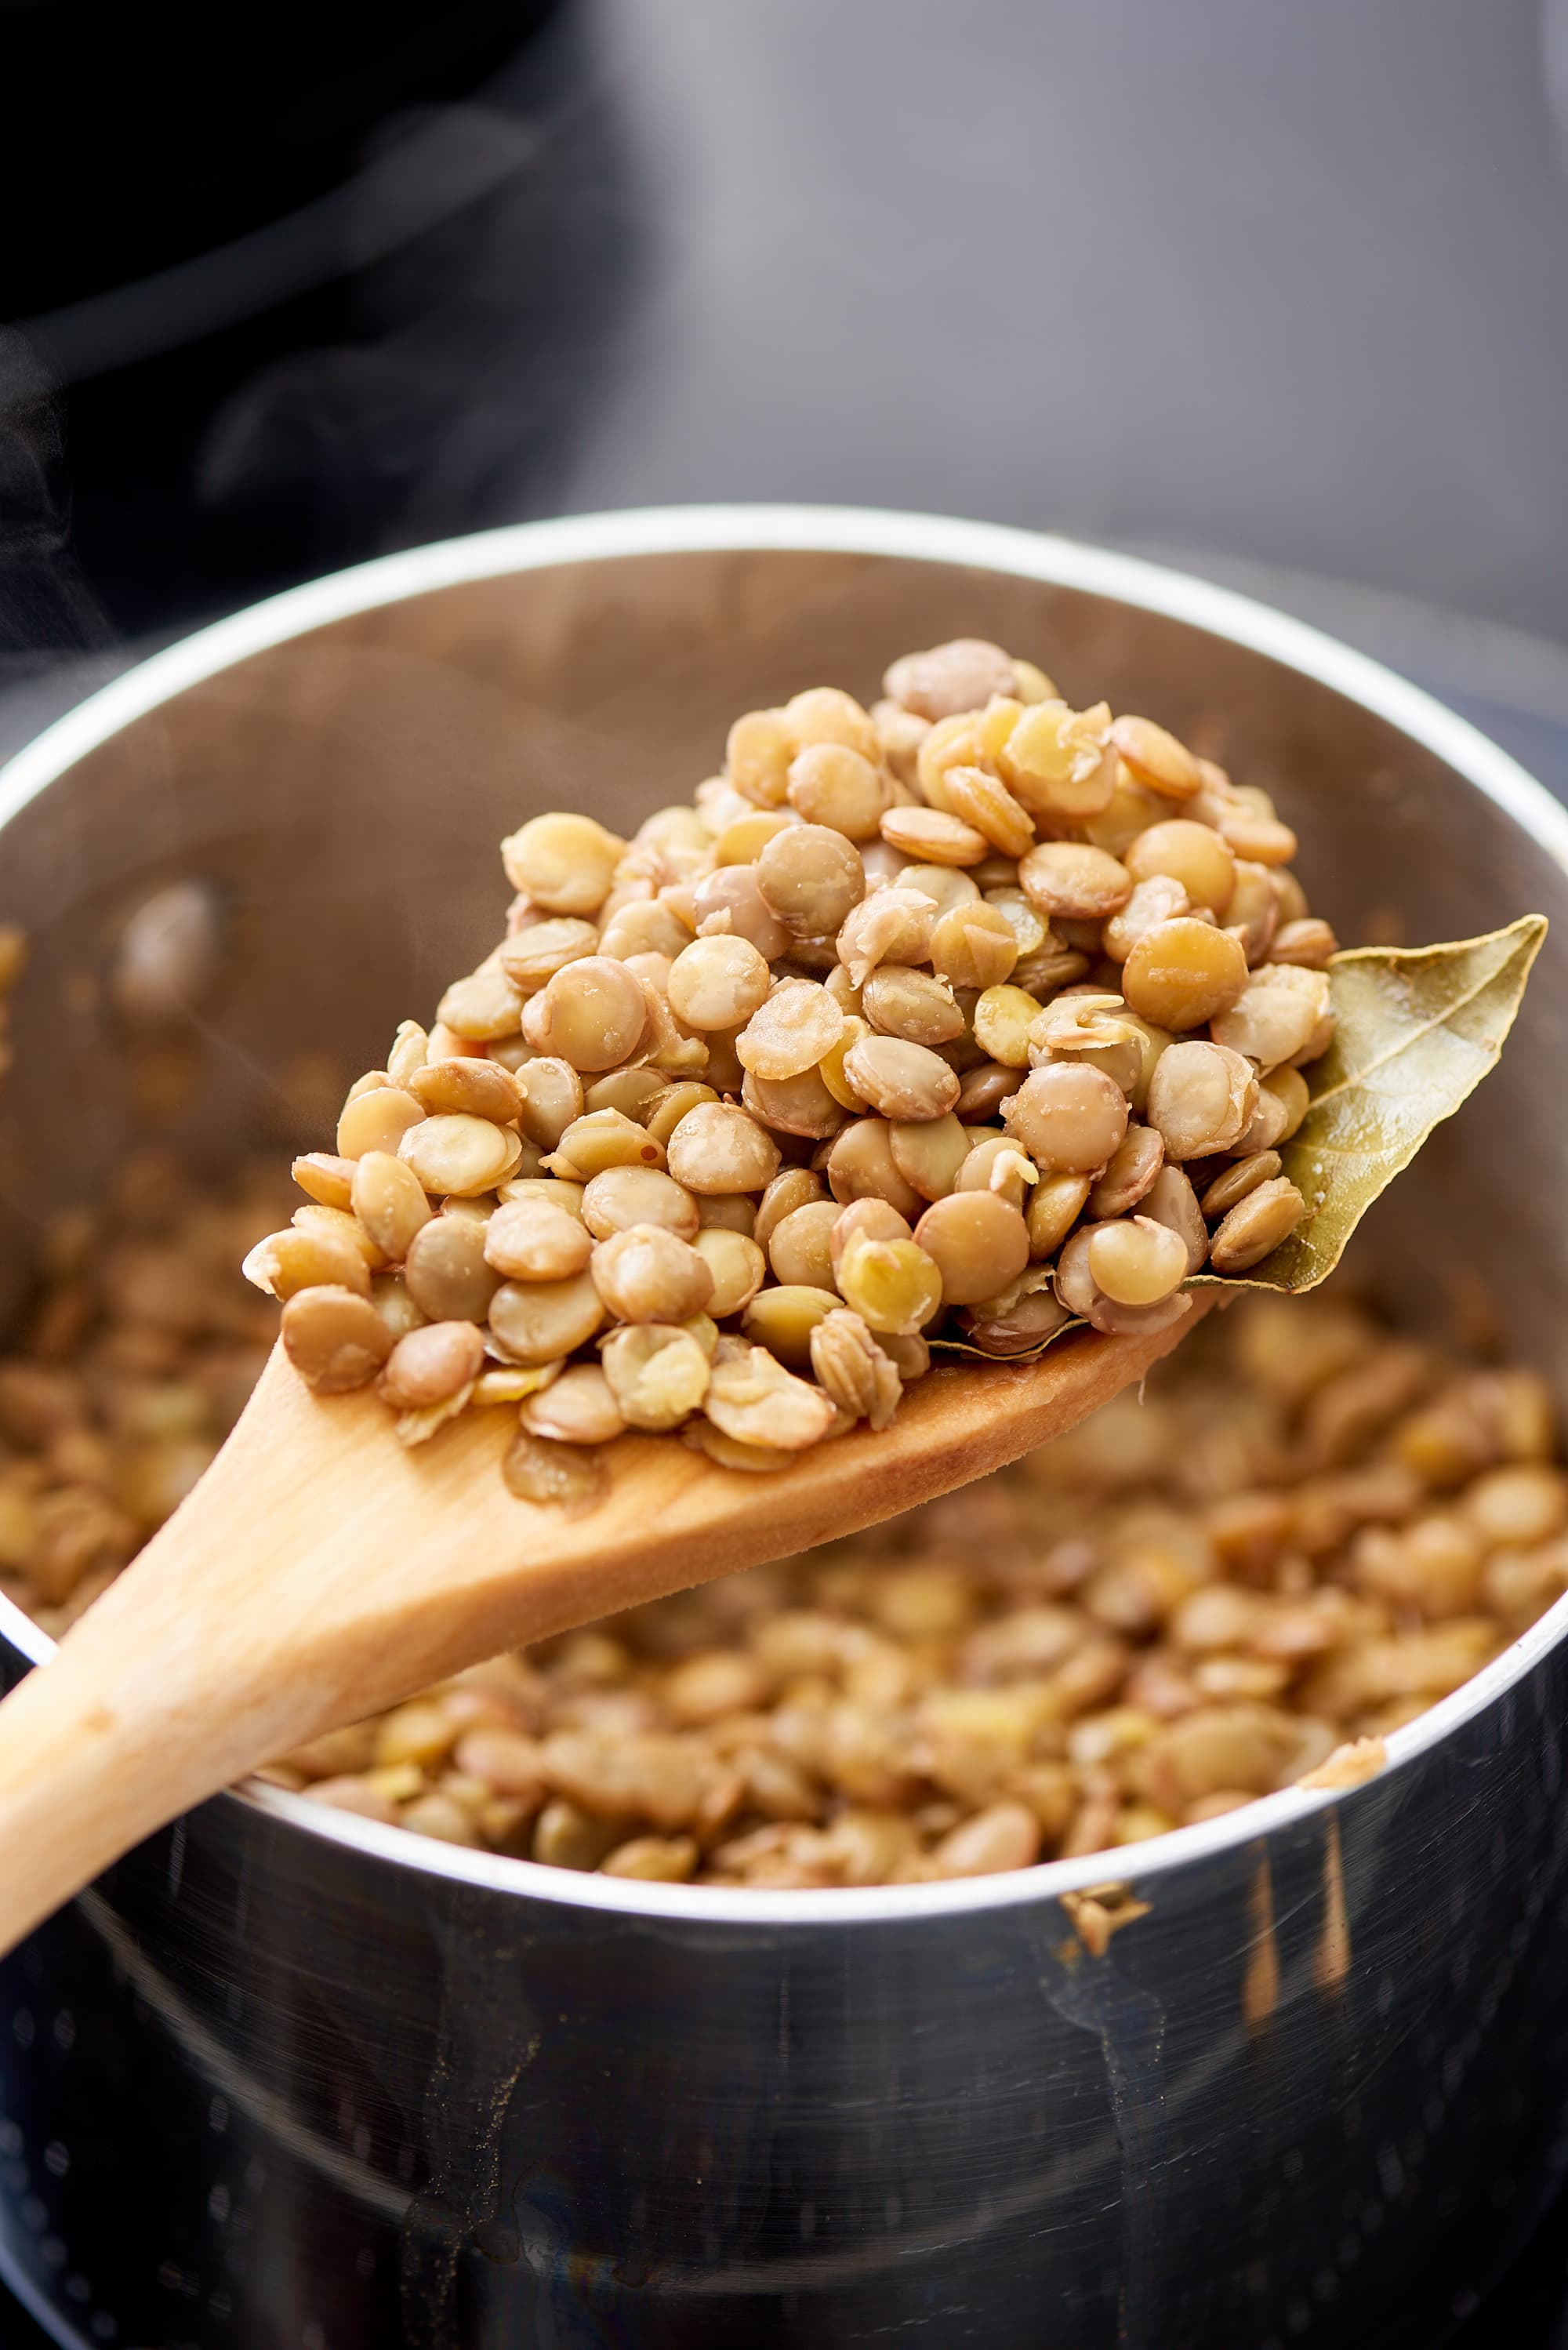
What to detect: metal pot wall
<box><xmin>2</xmin><ymin>508</ymin><xmax>1567</xmax><ymax>2350</ymax></box>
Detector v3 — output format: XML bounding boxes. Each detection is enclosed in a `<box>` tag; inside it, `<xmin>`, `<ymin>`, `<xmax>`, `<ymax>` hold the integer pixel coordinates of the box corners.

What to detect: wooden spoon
<box><xmin>0</xmin><ymin>1307</ymin><xmax>1205</xmax><ymax>1956</ymax></box>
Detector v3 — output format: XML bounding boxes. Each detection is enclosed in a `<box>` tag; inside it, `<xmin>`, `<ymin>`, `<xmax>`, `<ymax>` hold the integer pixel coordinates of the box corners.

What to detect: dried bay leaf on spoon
<box><xmin>932</xmin><ymin>913</ymin><xmax>1547</xmax><ymax>1359</ymax></box>
<box><xmin>1208</xmin><ymin>911</ymin><xmax>1547</xmax><ymax>1296</ymax></box>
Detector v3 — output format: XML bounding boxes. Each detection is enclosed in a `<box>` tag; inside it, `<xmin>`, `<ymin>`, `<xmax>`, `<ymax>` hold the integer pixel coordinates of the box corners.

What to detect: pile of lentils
<box><xmin>244</xmin><ymin>639</ymin><xmax>1340</xmax><ymax>1491</ymax></box>
<box><xmin>3</xmin><ymin>1168</ymin><xmax>1563</xmax><ymax>1883</ymax></box>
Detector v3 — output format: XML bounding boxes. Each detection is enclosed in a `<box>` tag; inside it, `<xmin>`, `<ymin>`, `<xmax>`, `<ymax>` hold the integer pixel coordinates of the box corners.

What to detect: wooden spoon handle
<box><xmin>0</xmin><ymin>1622</ymin><xmax>220</xmax><ymax>1953</ymax></box>
<box><xmin>0</xmin><ymin>1395</ymin><xmax>343</xmax><ymax>1952</ymax></box>
<box><xmin>0</xmin><ymin>1344</ymin><xmax>549</xmax><ymax>1952</ymax></box>
<box><xmin>0</xmin><ymin>1350</ymin><xmax>430</xmax><ymax>1954</ymax></box>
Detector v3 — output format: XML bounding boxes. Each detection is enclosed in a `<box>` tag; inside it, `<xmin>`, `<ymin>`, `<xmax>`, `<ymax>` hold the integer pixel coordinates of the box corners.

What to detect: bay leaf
<box><xmin>928</xmin><ymin>913</ymin><xmax>1545</xmax><ymax>1360</ymax></box>
<box><xmin>1200</xmin><ymin>912</ymin><xmax>1547</xmax><ymax>1296</ymax></box>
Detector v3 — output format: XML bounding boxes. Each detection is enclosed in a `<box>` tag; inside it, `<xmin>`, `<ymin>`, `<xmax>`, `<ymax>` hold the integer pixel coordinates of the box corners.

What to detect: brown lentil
<box><xmin>524</xmin><ymin>1364</ymin><xmax>626</xmax><ymax>1446</ymax></box>
<box><xmin>884</xmin><ymin>638</ymin><xmax>1017</xmax><ymax>720</ymax></box>
<box><xmin>502</xmin><ymin>815</ymin><xmax>625</xmax><ymax>913</ymax></box>
<box><xmin>1004</xmin><ymin>701</ymin><xmax>1118</xmax><ymax>819</ymax></box>
<box><xmin>514</xmin><ymin>1058</ymin><xmax>585</xmax><ymax>1150</ymax></box>
<box><xmin>1271</xmin><ymin>917</ymin><xmax>1340</xmax><ymax>968</ymax></box>
<box><xmin>1141</xmin><ymin>1167</ymin><xmax>1210</xmax><ymax>1273</ymax></box>
<box><xmin>578</xmin><ymin>1166</ymin><xmax>699</xmax><ymax>1242</ymax></box>
<box><xmin>400</xmin><ymin>1114</ymin><xmax>519</xmax><ymax>1198</ymax></box>
<box><xmin>1209</xmin><ymin>1178</ymin><xmax>1307</xmax><ymax>1273</ymax></box>
<box><xmin>1211</xmin><ymin>964</ymin><xmax>1333</xmax><ymax>1070</ymax></box>
<box><xmin>942</xmin><ymin>765</ymin><xmax>1036</xmax><ymax>859</ymax></box>
<box><xmin>601</xmin><ymin>1324</ymin><xmax>713</xmax><ymax>1429</ymax></box>
<box><xmin>526</xmin><ymin>957</ymin><xmax>648</xmax><ymax>1073</ymax></box>
<box><xmin>405</xmin><ymin>1214</ymin><xmax>502</xmax><ymax>1324</ymax></box>
<box><xmin>666</xmin><ymin>1103</ymin><xmax>781</xmax><ymax>1197</ymax></box>
<box><xmin>705</xmin><ymin>1340</ymin><xmax>838</xmax><ymax>1449</ymax></box>
<box><xmin>503</xmin><ymin>1433</ymin><xmax>608</xmax><ymax>1516</ymax></box>
<box><xmin>736</xmin><ymin>978</ymin><xmax>845</xmax><ymax>1081</ymax></box>
<box><xmin>242</xmin><ymin>1223</ymin><xmax>372</xmax><ymax>1302</ymax></box>
<box><xmin>836</xmin><ymin>1236</ymin><xmax>944</xmax><ymax>1336</ymax></box>
<box><xmin>1087</xmin><ymin>1216</ymin><xmax>1189</xmax><ymax>1307</ymax></box>
<box><xmin>1101</xmin><ymin>876</ymin><xmax>1189</xmax><ymax>964</ymax></box>
<box><xmin>753</xmin><ymin>1167</ymin><xmax>828</xmax><ymax>1255</ymax></box>
<box><xmin>787</xmin><ymin>741</ymin><xmax>890</xmax><ymax>839</ymax></box>
<box><xmin>826</xmin><ymin>1121</ymin><xmax>926</xmax><ymax>1219</ymax></box>
<box><xmin>955</xmin><ymin>1061</ymin><xmax>1022</xmax><ymax>1121</ymax></box>
<box><xmin>880</xmin><ymin>805</ymin><xmax>991</xmax><ymax>866</ymax></box>
<box><xmin>837</xmin><ymin>888</ymin><xmax>939</xmax><ymax>987</ymax></box>
<box><xmin>896</xmin><ymin>863</ymin><xmax>982</xmax><ymax>919</ymax></box>
<box><xmin>1122</xmin><ymin>918</ymin><xmax>1250</xmax><ymax>1031</ymax></box>
<box><xmin>842</xmin><ymin>1034</ymin><xmax>960</xmax><ymax>1123</ymax></box>
<box><xmin>928</xmin><ymin>899</ymin><xmax>1019</xmax><ymax>990</ymax></box>
<box><xmin>949</xmin><ymin>1132</ymin><xmax>1020</xmax><ymax>1199</ymax></box>
<box><xmin>1108</xmin><ymin>714</ymin><xmax>1203</xmax><ymax>801</ymax></box>
<box><xmin>861</xmin><ymin>964</ymin><xmax>966</xmax><ymax>1048</ymax></box>
<box><xmin>1200</xmin><ymin>1151</ymin><xmax>1283</xmax><ymax>1219</ymax></box>
<box><xmin>888</xmin><ymin>1113</ymin><xmax>972</xmax><ymax>1203</ymax></box>
<box><xmin>741</xmin><ymin>1285</ymin><xmax>840</xmax><ymax>1369</ymax></box>
<box><xmin>1027</xmin><ymin>1171</ymin><xmax>1094</xmax><ymax>1260</ymax></box>
<box><xmin>693</xmin><ymin>1227</ymin><xmax>768</xmax><ymax>1317</ymax></box>
<box><xmin>757</xmin><ymin>826</ymin><xmax>866</xmax><ymax>938</ymax></box>
<box><xmin>1146</xmin><ymin>1041</ymin><xmax>1258</xmax><ymax>1161</ymax></box>
<box><xmin>350</xmin><ymin>1150</ymin><xmax>434</xmax><ymax>1263</ymax></box>
<box><xmin>913</xmin><ymin>1192</ymin><xmax>1031</xmax><ymax>1306</ymax></box>
<box><xmin>1225</xmin><ymin>863</ymin><xmax>1282</xmax><ymax>963</ymax></box>
<box><xmin>973</xmin><ymin>982</ymin><xmax>1046</xmax><ymax>1070</ymax></box>
<box><xmin>591</xmin><ymin>1225</ymin><xmax>714</xmax><ymax>1324</ymax></box>
<box><xmin>378</xmin><ymin>1321</ymin><xmax>486</xmax><ymax>1410</ymax></box>
<box><xmin>1259</xmin><ymin>1064</ymin><xmax>1312</xmax><ymax>1142</ymax></box>
<box><xmin>691</xmin><ymin>1194</ymin><xmax>751</xmax><ymax>1237</ymax></box>
<box><xmin>768</xmin><ymin>1200</ymin><xmax>843</xmax><ymax>1290</ymax></box>
<box><xmin>692</xmin><ymin>866</ymin><xmax>793</xmax><ymax>961</ymax></box>
<box><xmin>1002</xmin><ymin>1064</ymin><xmax>1128</xmax><ymax>1173</ymax></box>
<box><xmin>809</xmin><ymin>1309</ymin><xmax>903</xmax><ymax>1431</ymax></box>
<box><xmin>664</xmin><ymin>936</ymin><xmax>770</xmax><ymax>1035</ymax></box>
<box><xmin>499</xmin><ymin>916</ymin><xmax>600</xmax><ymax>993</ymax></box>
<box><xmin>281</xmin><ymin>1286</ymin><xmax>394</xmax><ymax>1393</ymax></box>
<box><xmin>1124</xmin><ymin>819</ymin><xmax>1236</xmax><ymax>914</ymax></box>
<box><xmin>436</xmin><ymin>963</ymin><xmax>524</xmax><ymax>1042</ymax></box>
<box><xmin>1017</xmin><ymin>841</ymin><xmax>1131</xmax><ymax>922</ymax></box>
<box><xmin>291</xmin><ymin>1152</ymin><xmax>358</xmax><ymax>1211</ymax></box>
<box><xmin>488</xmin><ymin>1272</ymin><xmax>605</xmax><ymax>1366</ymax></box>
<box><xmin>337</xmin><ymin>1085</ymin><xmax>426</xmax><ymax>1161</ymax></box>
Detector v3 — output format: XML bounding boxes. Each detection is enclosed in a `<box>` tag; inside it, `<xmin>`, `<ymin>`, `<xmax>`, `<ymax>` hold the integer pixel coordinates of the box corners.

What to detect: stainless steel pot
<box><xmin>2</xmin><ymin>507</ymin><xmax>1567</xmax><ymax>2350</ymax></box>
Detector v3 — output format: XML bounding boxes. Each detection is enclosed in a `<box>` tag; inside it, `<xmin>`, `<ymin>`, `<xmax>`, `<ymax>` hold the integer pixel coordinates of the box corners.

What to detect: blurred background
<box><xmin>5</xmin><ymin>0</ymin><xmax>1568</xmax><ymax>790</ymax></box>
<box><xmin>4</xmin><ymin>2</ymin><xmax>1568</xmax><ymax>2341</ymax></box>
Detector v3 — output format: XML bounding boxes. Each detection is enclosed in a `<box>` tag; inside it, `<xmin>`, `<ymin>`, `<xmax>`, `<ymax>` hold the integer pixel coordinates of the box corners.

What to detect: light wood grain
<box><xmin>0</xmin><ymin>1308</ymin><xmax>1207</xmax><ymax>1955</ymax></box>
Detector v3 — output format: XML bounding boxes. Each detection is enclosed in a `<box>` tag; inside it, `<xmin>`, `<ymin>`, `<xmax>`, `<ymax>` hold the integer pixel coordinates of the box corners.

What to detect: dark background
<box><xmin>5</xmin><ymin>0</ymin><xmax>1568</xmax><ymax>768</ymax></box>
<box><xmin>4</xmin><ymin>1</ymin><xmax>1568</xmax><ymax>2341</ymax></box>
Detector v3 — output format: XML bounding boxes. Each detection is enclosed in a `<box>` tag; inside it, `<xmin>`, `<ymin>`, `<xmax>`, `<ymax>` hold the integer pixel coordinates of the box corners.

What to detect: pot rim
<box><xmin>3</xmin><ymin>499</ymin><xmax>1566</xmax><ymax>1930</ymax></box>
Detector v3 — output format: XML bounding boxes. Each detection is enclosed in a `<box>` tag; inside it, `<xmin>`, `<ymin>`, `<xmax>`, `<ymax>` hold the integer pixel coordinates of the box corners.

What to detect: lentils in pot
<box><xmin>4</xmin><ymin>1174</ymin><xmax>1561</xmax><ymax>1886</ymax></box>
<box><xmin>238</xmin><ymin>640</ymin><xmax>1345</xmax><ymax>1489</ymax></box>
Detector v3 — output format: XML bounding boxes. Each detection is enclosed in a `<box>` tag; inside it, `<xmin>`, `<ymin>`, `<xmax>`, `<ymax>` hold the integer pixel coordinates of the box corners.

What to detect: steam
<box><xmin>0</xmin><ymin>330</ymin><xmax>115</xmax><ymax>662</ymax></box>
<box><xmin>194</xmin><ymin>13</ymin><xmax>639</xmax><ymax>561</ymax></box>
